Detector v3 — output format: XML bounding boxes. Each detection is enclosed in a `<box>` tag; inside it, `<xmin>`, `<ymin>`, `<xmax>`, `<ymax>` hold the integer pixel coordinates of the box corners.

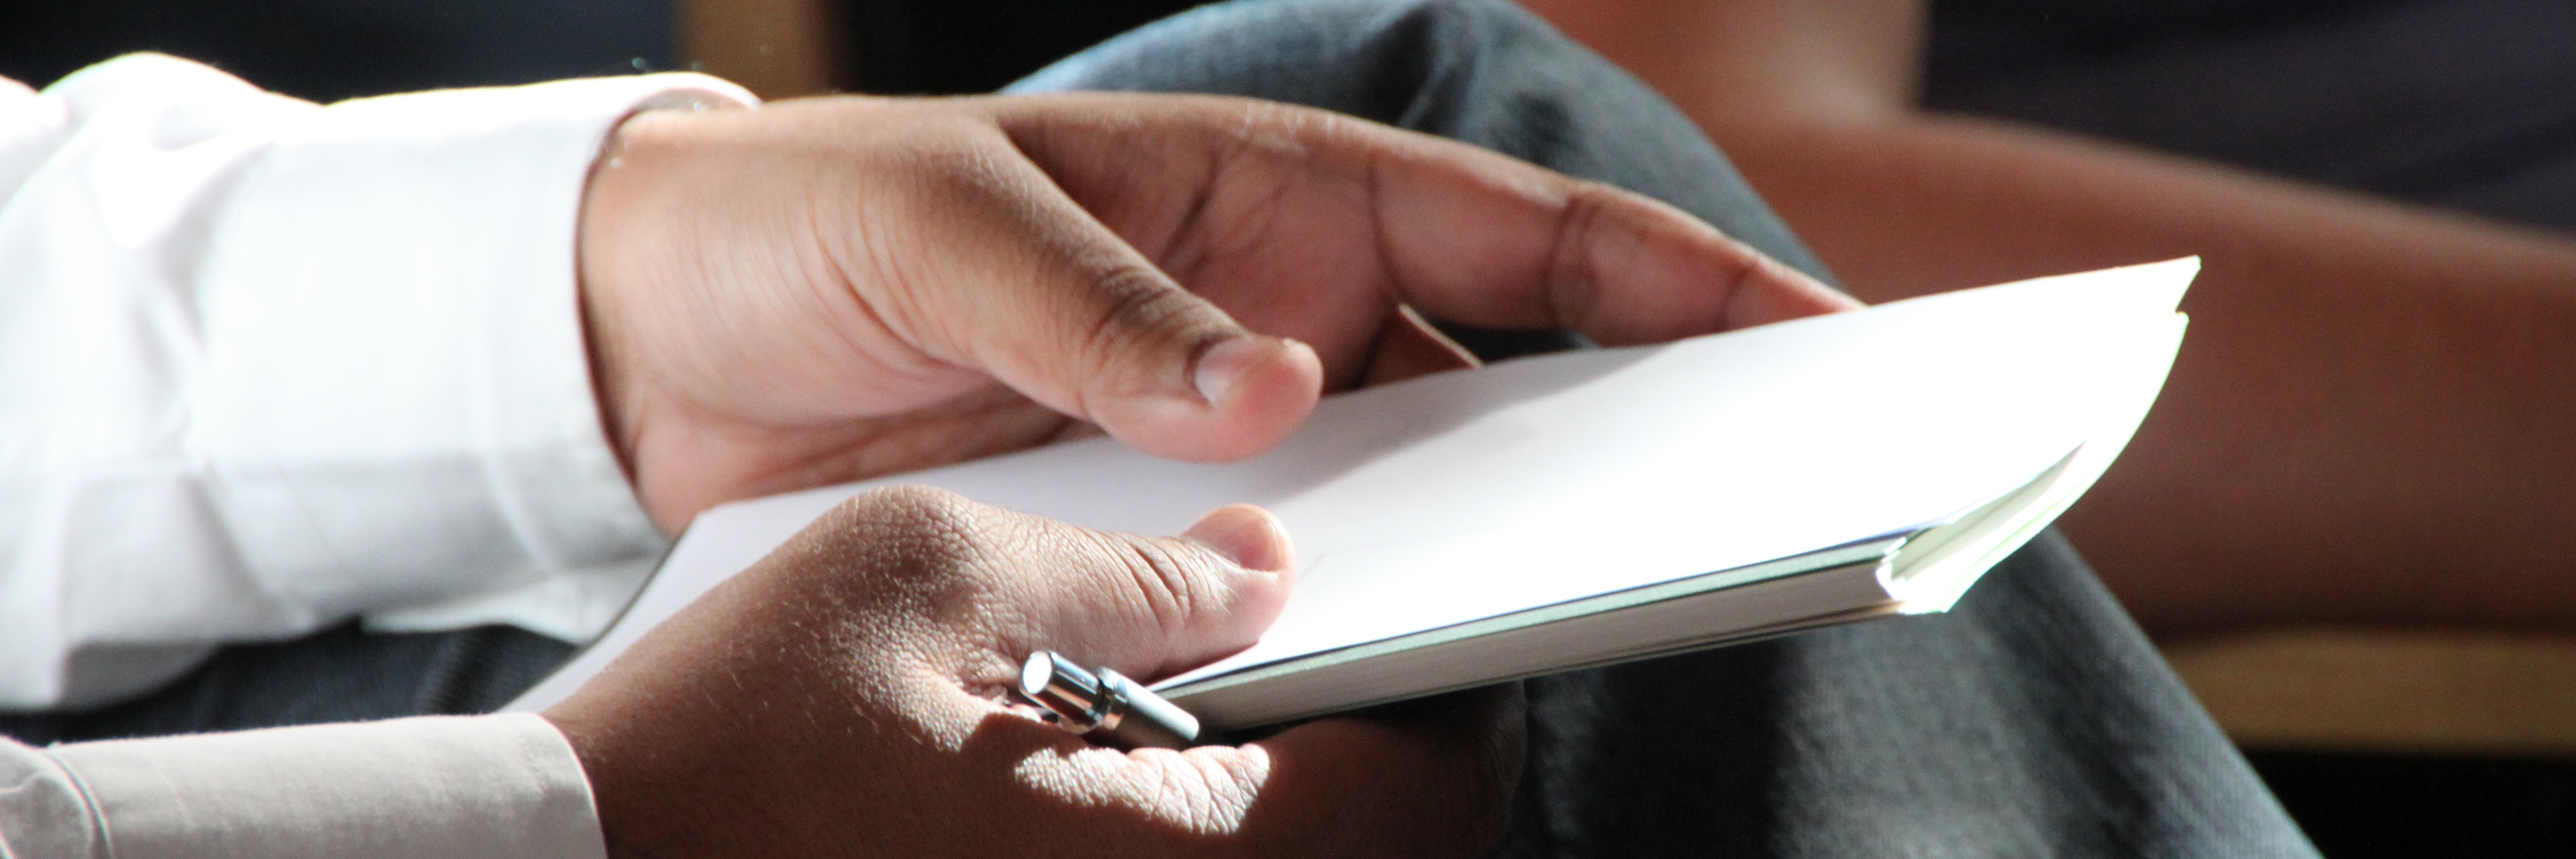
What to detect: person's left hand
<box><xmin>578</xmin><ymin>93</ymin><xmax>1856</xmax><ymax>531</ymax></box>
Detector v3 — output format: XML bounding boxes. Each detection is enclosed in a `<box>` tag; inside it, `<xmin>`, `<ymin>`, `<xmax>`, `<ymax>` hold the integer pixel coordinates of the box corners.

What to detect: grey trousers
<box><xmin>1014</xmin><ymin>2</ymin><xmax>2318</xmax><ymax>856</ymax></box>
<box><xmin>1</xmin><ymin>1</ymin><xmax>2318</xmax><ymax>855</ymax></box>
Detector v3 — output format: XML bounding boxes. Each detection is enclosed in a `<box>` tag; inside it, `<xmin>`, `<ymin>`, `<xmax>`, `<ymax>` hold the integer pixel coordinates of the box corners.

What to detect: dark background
<box><xmin>0</xmin><ymin>0</ymin><xmax>673</xmax><ymax>101</ymax></box>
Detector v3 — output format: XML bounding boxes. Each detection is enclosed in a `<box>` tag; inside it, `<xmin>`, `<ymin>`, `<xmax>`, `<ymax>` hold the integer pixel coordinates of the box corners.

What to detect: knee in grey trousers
<box><xmin>1017</xmin><ymin>2</ymin><xmax>2316</xmax><ymax>855</ymax></box>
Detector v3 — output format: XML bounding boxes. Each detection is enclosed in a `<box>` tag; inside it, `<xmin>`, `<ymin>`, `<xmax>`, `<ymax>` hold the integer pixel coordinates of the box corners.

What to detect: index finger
<box><xmin>986</xmin><ymin>93</ymin><xmax>1858</xmax><ymax>346</ymax></box>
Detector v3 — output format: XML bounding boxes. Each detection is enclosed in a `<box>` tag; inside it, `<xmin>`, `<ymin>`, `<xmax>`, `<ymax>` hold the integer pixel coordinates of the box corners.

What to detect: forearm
<box><xmin>1524</xmin><ymin>0</ymin><xmax>2576</xmax><ymax>630</ymax></box>
<box><xmin>1716</xmin><ymin>113</ymin><xmax>2576</xmax><ymax>631</ymax></box>
<box><xmin>0</xmin><ymin>57</ymin><xmax>748</xmax><ymax>707</ymax></box>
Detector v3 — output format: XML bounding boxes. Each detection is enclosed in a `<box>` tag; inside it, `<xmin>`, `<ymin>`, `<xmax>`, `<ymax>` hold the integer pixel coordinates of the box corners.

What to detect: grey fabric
<box><xmin>0</xmin><ymin>623</ymin><xmax>574</xmax><ymax>745</ymax></box>
<box><xmin>1009</xmin><ymin>1</ymin><xmax>1826</xmax><ymax>283</ymax></box>
<box><xmin>1505</xmin><ymin>533</ymin><xmax>2310</xmax><ymax>857</ymax></box>
<box><xmin>1016</xmin><ymin>2</ymin><xmax>2317</xmax><ymax>855</ymax></box>
<box><xmin>1010</xmin><ymin>0</ymin><xmax>1826</xmax><ymax>362</ymax></box>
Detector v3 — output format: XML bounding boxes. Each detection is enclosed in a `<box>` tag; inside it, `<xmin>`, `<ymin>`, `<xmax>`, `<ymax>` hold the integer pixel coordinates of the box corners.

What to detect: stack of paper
<box><xmin>509</xmin><ymin>259</ymin><xmax>2198</xmax><ymax>730</ymax></box>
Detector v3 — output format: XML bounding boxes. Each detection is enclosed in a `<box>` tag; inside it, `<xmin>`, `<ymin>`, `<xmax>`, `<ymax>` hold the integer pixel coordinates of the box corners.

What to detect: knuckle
<box><xmin>1545</xmin><ymin>181</ymin><xmax>1621</xmax><ymax>329</ymax></box>
<box><xmin>920</xmin><ymin>147</ymin><xmax>1014</xmax><ymax>198</ymax></box>
<box><xmin>1089</xmin><ymin>265</ymin><xmax>1192</xmax><ymax>331</ymax></box>
<box><xmin>1097</xmin><ymin>533</ymin><xmax>1215</xmax><ymax>639</ymax></box>
<box><xmin>1074</xmin><ymin>270</ymin><xmax>1215</xmax><ymax>387</ymax></box>
<box><xmin>840</xmin><ymin>484</ymin><xmax>982</xmax><ymax>548</ymax></box>
<box><xmin>822</xmin><ymin>484</ymin><xmax>1000</xmax><ymax>604</ymax></box>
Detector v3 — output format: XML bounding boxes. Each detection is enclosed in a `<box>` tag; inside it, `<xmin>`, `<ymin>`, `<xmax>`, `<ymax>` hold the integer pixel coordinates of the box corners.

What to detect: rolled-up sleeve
<box><xmin>0</xmin><ymin>56</ymin><xmax>756</xmax><ymax>709</ymax></box>
<box><xmin>0</xmin><ymin>713</ymin><xmax>603</xmax><ymax>859</ymax></box>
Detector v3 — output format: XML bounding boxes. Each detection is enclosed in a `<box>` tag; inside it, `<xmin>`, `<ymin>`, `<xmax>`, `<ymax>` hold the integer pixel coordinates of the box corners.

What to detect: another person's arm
<box><xmin>1523</xmin><ymin>0</ymin><xmax>2576</xmax><ymax>632</ymax></box>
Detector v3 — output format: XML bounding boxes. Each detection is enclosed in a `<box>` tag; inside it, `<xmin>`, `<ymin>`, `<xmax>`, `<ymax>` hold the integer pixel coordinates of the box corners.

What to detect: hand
<box><xmin>543</xmin><ymin>489</ymin><xmax>1523</xmax><ymax>857</ymax></box>
<box><xmin>578</xmin><ymin>92</ymin><xmax>1856</xmax><ymax>531</ymax></box>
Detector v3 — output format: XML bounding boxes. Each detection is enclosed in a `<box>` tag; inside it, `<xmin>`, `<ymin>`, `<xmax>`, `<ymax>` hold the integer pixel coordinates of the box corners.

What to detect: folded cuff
<box><xmin>49</xmin><ymin>714</ymin><xmax>602</xmax><ymax>859</ymax></box>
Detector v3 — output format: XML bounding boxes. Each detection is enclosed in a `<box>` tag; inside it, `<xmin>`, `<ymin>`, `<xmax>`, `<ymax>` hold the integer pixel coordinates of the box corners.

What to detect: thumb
<box><xmin>887</xmin><ymin>150</ymin><xmax>1324</xmax><ymax>462</ymax></box>
<box><xmin>1014</xmin><ymin>503</ymin><xmax>1297</xmax><ymax>683</ymax></box>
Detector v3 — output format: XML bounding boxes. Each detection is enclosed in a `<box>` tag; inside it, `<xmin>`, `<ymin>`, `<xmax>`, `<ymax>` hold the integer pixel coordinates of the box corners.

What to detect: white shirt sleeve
<box><xmin>0</xmin><ymin>713</ymin><xmax>603</xmax><ymax>859</ymax></box>
<box><xmin>0</xmin><ymin>56</ymin><xmax>757</xmax><ymax>709</ymax></box>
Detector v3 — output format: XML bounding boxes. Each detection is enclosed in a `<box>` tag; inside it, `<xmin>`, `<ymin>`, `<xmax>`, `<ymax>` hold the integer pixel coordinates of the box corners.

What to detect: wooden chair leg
<box><xmin>2166</xmin><ymin>629</ymin><xmax>2576</xmax><ymax>757</ymax></box>
<box><xmin>675</xmin><ymin>0</ymin><xmax>836</xmax><ymax>99</ymax></box>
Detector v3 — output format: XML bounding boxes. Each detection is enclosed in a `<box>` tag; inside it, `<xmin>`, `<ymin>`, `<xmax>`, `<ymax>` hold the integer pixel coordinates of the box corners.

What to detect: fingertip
<box><xmin>1181</xmin><ymin>504</ymin><xmax>1297</xmax><ymax>576</ymax></box>
<box><xmin>1124</xmin><ymin>335</ymin><xmax>1321</xmax><ymax>461</ymax></box>
<box><xmin>1724</xmin><ymin>254</ymin><xmax>1864</xmax><ymax>328</ymax></box>
<box><xmin>1195</xmin><ymin>335</ymin><xmax>1322</xmax><ymax>410</ymax></box>
<box><xmin>1234</xmin><ymin>336</ymin><xmax>1326</xmax><ymax>439</ymax></box>
<box><xmin>1191</xmin><ymin>335</ymin><xmax>1268</xmax><ymax>407</ymax></box>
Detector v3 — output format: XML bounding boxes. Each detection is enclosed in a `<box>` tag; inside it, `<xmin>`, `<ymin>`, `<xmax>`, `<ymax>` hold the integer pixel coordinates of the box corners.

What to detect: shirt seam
<box><xmin>41</xmin><ymin>743</ymin><xmax>116</xmax><ymax>859</ymax></box>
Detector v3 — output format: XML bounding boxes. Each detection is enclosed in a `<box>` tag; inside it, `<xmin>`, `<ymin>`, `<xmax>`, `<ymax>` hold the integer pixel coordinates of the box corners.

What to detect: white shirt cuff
<box><xmin>0</xmin><ymin>58</ymin><xmax>759</xmax><ymax>709</ymax></box>
<box><xmin>189</xmin><ymin>73</ymin><xmax>751</xmax><ymax>643</ymax></box>
<box><xmin>35</xmin><ymin>714</ymin><xmax>602</xmax><ymax>859</ymax></box>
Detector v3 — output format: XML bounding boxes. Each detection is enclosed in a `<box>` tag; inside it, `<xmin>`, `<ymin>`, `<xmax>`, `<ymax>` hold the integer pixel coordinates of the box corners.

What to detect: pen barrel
<box><xmin>1097</xmin><ymin>669</ymin><xmax>1200</xmax><ymax>749</ymax></box>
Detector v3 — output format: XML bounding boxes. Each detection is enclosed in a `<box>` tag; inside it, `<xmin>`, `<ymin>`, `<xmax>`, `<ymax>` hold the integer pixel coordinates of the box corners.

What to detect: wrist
<box><xmin>574</xmin><ymin>106</ymin><xmax>729</xmax><ymax>521</ymax></box>
<box><xmin>542</xmin><ymin>707</ymin><xmax>686</xmax><ymax>859</ymax></box>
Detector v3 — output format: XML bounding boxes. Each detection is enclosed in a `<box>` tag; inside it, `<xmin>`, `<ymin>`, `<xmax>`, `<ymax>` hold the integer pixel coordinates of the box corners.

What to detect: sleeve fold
<box><xmin>0</xmin><ymin>55</ymin><xmax>755</xmax><ymax>709</ymax></box>
<box><xmin>46</xmin><ymin>714</ymin><xmax>604</xmax><ymax>859</ymax></box>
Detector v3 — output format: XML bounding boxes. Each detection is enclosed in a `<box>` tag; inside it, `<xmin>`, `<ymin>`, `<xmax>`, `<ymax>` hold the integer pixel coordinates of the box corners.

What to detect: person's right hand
<box><xmin>542</xmin><ymin>488</ymin><xmax>1523</xmax><ymax>858</ymax></box>
<box><xmin>577</xmin><ymin>93</ymin><xmax>1856</xmax><ymax>534</ymax></box>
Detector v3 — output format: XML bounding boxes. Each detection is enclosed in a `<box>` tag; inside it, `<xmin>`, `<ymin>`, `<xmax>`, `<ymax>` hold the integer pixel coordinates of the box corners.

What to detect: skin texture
<box><xmin>552</xmin><ymin>92</ymin><xmax>1855</xmax><ymax>854</ymax></box>
<box><xmin>577</xmin><ymin>93</ymin><xmax>1854</xmax><ymax>534</ymax></box>
<box><xmin>547</xmin><ymin>493</ymin><xmax>1527</xmax><ymax>858</ymax></box>
<box><xmin>1524</xmin><ymin>0</ymin><xmax>2576</xmax><ymax>633</ymax></box>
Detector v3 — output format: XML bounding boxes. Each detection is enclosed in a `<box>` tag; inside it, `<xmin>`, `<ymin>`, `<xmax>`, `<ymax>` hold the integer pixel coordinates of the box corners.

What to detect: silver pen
<box><xmin>1014</xmin><ymin>650</ymin><xmax>1202</xmax><ymax>749</ymax></box>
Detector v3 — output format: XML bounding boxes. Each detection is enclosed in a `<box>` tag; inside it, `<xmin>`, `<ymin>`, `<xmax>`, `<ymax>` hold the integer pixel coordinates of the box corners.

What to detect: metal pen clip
<box><xmin>1014</xmin><ymin>650</ymin><xmax>1201</xmax><ymax>749</ymax></box>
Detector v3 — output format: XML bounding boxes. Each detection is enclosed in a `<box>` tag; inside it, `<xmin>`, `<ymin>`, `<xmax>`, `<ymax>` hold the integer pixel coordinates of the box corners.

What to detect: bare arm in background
<box><xmin>1522</xmin><ymin>0</ymin><xmax>2576</xmax><ymax>633</ymax></box>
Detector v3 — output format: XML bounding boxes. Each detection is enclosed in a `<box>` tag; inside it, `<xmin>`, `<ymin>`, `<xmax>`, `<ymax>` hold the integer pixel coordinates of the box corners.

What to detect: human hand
<box><xmin>542</xmin><ymin>489</ymin><xmax>1522</xmax><ymax>858</ymax></box>
<box><xmin>578</xmin><ymin>92</ymin><xmax>1857</xmax><ymax>532</ymax></box>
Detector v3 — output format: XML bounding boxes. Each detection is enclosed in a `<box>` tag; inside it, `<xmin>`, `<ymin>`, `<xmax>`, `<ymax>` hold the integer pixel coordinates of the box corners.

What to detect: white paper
<box><xmin>507</xmin><ymin>259</ymin><xmax>2198</xmax><ymax>711</ymax></box>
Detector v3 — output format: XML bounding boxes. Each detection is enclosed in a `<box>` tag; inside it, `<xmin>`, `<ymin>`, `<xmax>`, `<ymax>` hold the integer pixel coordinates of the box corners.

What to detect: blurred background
<box><xmin>8</xmin><ymin>1</ymin><xmax>2576</xmax><ymax>855</ymax></box>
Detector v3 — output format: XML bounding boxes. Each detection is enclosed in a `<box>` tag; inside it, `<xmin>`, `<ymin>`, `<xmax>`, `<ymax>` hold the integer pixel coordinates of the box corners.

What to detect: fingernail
<box><xmin>1192</xmin><ymin>336</ymin><xmax>1268</xmax><ymax>407</ymax></box>
<box><xmin>1182</xmin><ymin>504</ymin><xmax>1293</xmax><ymax>573</ymax></box>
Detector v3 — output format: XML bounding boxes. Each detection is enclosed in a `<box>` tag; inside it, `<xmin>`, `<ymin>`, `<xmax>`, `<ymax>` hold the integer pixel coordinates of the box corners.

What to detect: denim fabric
<box><xmin>1015</xmin><ymin>2</ymin><xmax>2317</xmax><ymax>855</ymax></box>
